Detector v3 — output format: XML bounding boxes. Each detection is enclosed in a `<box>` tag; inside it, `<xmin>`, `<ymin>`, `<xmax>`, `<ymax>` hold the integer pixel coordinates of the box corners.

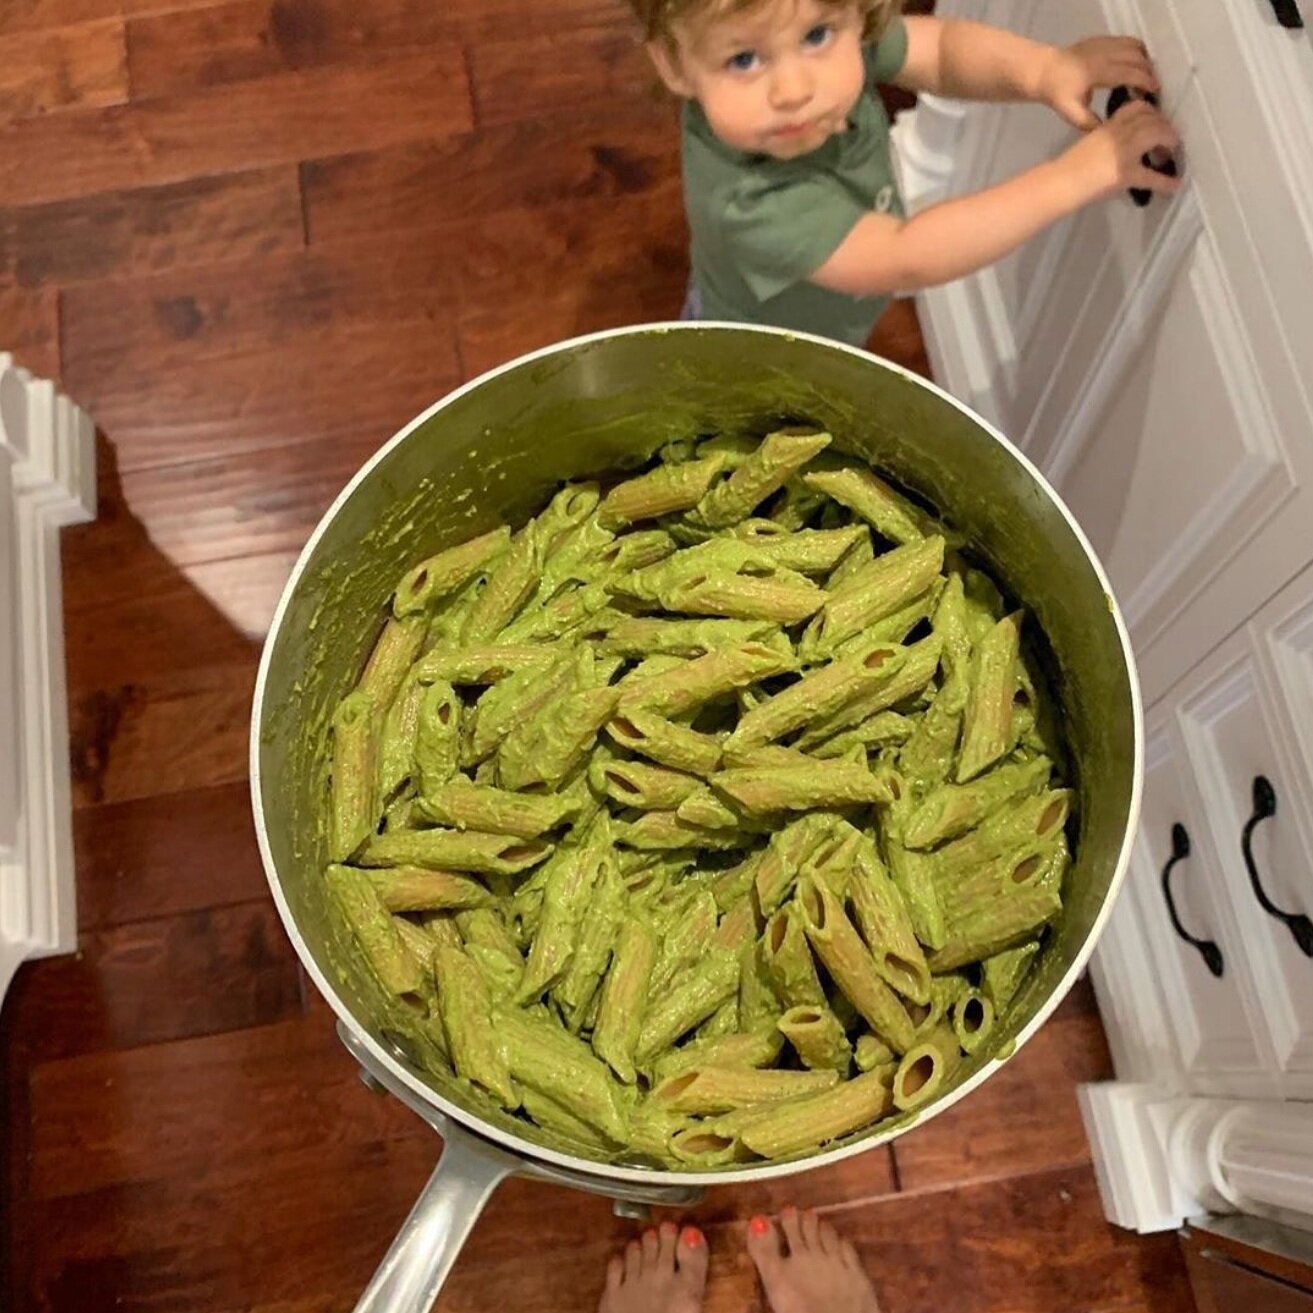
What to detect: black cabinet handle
<box><xmin>1106</xmin><ymin>86</ymin><xmax>1179</xmax><ymax>207</ymax></box>
<box><xmin>1241</xmin><ymin>775</ymin><xmax>1313</xmax><ymax>956</ymax></box>
<box><xmin>1266</xmin><ymin>0</ymin><xmax>1304</xmax><ymax>29</ymax></box>
<box><xmin>1161</xmin><ymin>822</ymin><xmax>1224</xmax><ymax>977</ymax></box>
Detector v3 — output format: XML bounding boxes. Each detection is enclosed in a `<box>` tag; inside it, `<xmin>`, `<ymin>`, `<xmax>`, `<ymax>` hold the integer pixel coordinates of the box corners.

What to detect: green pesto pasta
<box><xmin>321</xmin><ymin>429</ymin><xmax>1076</xmax><ymax>1168</ymax></box>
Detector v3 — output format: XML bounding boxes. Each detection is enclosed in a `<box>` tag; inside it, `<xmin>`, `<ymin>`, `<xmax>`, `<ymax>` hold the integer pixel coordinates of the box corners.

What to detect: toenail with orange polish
<box><xmin>749</xmin><ymin>1215</ymin><xmax>771</xmax><ymax>1235</ymax></box>
<box><xmin>681</xmin><ymin>1226</ymin><xmax>704</xmax><ymax>1247</ymax></box>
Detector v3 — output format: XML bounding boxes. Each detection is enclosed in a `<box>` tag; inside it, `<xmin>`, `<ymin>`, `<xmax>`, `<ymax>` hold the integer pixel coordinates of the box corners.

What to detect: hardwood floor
<box><xmin>1</xmin><ymin>0</ymin><xmax>1190</xmax><ymax>1309</ymax></box>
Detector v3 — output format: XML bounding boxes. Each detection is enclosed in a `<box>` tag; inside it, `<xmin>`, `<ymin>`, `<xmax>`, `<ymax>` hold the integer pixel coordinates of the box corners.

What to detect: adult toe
<box><xmin>779</xmin><ymin>1205</ymin><xmax>804</xmax><ymax>1255</ymax></box>
<box><xmin>657</xmin><ymin>1221</ymin><xmax>679</xmax><ymax>1270</ymax></box>
<box><xmin>799</xmin><ymin>1208</ymin><xmax>822</xmax><ymax>1252</ymax></box>
<box><xmin>624</xmin><ymin>1239</ymin><xmax>643</xmax><ymax>1282</ymax></box>
<box><xmin>676</xmin><ymin>1226</ymin><xmax>709</xmax><ymax>1294</ymax></box>
<box><xmin>746</xmin><ymin>1214</ymin><xmax>786</xmax><ymax>1279</ymax></box>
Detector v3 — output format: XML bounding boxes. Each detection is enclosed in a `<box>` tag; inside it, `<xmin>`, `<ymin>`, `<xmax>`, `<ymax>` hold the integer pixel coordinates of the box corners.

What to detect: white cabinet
<box><xmin>894</xmin><ymin>0</ymin><xmax>1313</xmax><ymax>709</ymax></box>
<box><xmin>892</xmin><ymin>0</ymin><xmax>1313</xmax><ymax>1235</ymax></box>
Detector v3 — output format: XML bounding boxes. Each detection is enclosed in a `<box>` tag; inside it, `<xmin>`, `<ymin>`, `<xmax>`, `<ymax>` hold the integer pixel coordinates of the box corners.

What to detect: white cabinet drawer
<box><xmin>1104</xmin><ymin>560</ymin><xmax>1313</xmax><ymax>1100</ymax></box>
<box><xmin>1122</xmin><ymin>700</ymin><xmax>1278</xmax><ymax>1097</ymax></box>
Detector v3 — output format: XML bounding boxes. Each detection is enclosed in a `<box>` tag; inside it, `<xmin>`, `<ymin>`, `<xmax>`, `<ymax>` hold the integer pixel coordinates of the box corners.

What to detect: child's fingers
<box><xmin>1106</xmin><ymin>58</ymin><xmax>1160</xmax><ymax>94</ymax></box>
<box><xmin>1131</xmin><ymin>163</ymin><xmax>1183</xmax><ymax>195</ymax></box>
<box><xmin>1129</xmin><ymin>113</ymin><xmax>1181</xmax><ymax>154</ymax></box>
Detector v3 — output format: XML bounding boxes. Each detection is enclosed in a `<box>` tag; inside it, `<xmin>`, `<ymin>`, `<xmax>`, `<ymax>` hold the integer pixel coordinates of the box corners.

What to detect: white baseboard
<box><xmin>0</xmin><ymin>354</ymin><xmax>96</xmax><ymax>1009</ymax></box>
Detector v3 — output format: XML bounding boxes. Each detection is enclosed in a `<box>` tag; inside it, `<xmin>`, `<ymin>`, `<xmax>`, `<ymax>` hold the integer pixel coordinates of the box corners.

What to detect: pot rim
<box><xmin>249</xmin><ymin>320</ymin><xmax>1144</xmax><ymax>1187</ymax></box>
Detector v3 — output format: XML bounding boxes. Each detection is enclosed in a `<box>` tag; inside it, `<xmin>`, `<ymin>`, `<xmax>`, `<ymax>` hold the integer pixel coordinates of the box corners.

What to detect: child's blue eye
<box><xmin>802</xmin><ymin>23</ymin><xmax>833</xmax><ymax>47</ymax></box>
<box><xmin>726</xmin><ymin>49</ymin><xmax>760</xmax><ymax>71</ymax></box>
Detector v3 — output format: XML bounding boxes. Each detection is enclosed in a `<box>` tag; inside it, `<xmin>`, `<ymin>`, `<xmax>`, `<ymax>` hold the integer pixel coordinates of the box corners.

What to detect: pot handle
<box><xmin>354</xmin><ymin>1124</ymin><xmax>514</xmax><ymax>1313</ymax></box>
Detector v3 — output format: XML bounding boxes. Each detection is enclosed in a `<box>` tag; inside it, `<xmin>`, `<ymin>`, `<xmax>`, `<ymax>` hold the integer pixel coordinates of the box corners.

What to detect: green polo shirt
<box><xmin>682</xmin><ymin>18</ymin><xmax>909</xmax><ymax>346</ymax></box>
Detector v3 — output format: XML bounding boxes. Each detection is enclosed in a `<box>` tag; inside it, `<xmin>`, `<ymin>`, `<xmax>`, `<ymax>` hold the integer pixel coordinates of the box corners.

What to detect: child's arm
<box><xmin>810</xmin><ymin>101</ymin><xmax>1179</xmax><ymax>297</ymax></box>
<box><xmin>896</xmin><ymin>16</ymin><xmax>1159</xmax><ymax>129</ymax></box>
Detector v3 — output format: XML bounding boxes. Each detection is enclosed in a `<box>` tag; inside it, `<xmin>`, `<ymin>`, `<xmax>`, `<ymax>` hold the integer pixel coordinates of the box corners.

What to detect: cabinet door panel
<box><xmin>1125</xmin><ymin>704</ymin><xmax>1275</xmax><ymax>1096</ymax></box>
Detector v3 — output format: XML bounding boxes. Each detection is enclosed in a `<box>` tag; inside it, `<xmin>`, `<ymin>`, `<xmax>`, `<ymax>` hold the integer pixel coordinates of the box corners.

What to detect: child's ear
<box><xmin>647</xmin><ymin>38</ymin><xmax>695</xmax><ymax>97</ymax></box>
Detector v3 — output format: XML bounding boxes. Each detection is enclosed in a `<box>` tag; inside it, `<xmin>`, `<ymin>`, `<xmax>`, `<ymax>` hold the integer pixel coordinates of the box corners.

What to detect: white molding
<box><xmin>1028</xmin><ymin>187</ymin><xmax>1203</xmax><ymax>484</ymax></box>
<box><xmin>0</xmin><ymin>354</ymin><xmax>96</xmax><ymax>1010</ymax></box>
<box><xmin>1080</xmin><ymin>1088</ymin><xmax>1313</xmax><ymax>1233</ymax></box>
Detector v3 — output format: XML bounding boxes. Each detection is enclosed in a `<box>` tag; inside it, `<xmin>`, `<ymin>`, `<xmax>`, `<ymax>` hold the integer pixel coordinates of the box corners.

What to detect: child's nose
<box><xmin>769</xmin><ymin>61</ymin><xmax>813</xmax><ymax>110</ymax></box>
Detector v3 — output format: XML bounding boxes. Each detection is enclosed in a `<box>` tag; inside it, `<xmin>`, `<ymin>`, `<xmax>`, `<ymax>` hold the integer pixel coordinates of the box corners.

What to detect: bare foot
<box><xmin>745</xmin><ymin>1206</ymin><xmax>880</xmax><ymax>1313</ymax></box>
<box><xmin>599</xmin><ymin>1220</ymin><xmax>709</xmax><ymax>1313</ymax></box>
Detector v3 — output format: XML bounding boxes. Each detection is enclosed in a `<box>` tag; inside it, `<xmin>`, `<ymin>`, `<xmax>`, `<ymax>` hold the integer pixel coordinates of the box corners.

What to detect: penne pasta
<box><xmin>321</xmin><ymin>429</ymin><xmax>1077</xmax><ymax>1168</ymax></box>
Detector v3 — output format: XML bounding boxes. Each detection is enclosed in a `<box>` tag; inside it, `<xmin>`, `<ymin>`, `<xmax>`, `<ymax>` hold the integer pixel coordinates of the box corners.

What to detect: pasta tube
<box><xmin>738</xmin><ymin>1066</ymin><xmax>895</xmax><ymax>1159</ymax></box>
<box><xmin>652</xmin><ymin>1025</ymin><xmax>784</xmax><ymax>1082</ymax></box>
<box><xmin>432</xmin><ymin>941</ymin><xmax>518</xmax><ymax>1107</ymax></box>
<box><xmin>847</xmin><ymin>835</ymin><xmax>931</xmax><ymax>1005</ymax></box>
<box><xmin>415</xmin><ymin>680</ymin><xmax>462</xmax><ymax>796</ymax></box>
<box><xmin>802</xmin><ymin>466</ymin><xmax>932</xmax><ymax>545</ymax></box>
<box><xmin>356</xmin><ymin>616</ymin><xmax>427</xmax><ymax>711</ymax></box>
<box><xmin>329</xmin><ymin>691</ymin><xmax>378</xmax><ymax>863</ymax></box>
<box><xmin>635</xmin><ymin>950</ymin><xmax>741</xmax><ymax>1064</ymax></box>
<box><xmin>694</xmin><ymin>429</ymin><xmax>832</xmax><ymax>528</ymax></box>
<box><xmin>802</xmin><ymin>536</ymin><xmax>945</xmax><ymax>657</ymax></box>
<box><xmin>952</xmin><ymin>988</ymin><xmax>996</xmax><ymax>1055</ymax></box>
<box><xmin>618</xmin><ymin>639</ymin><xmax>796</xmax><ymax>718</ymax></box>
<box><xmin>605</xmin><ymin>709</ymin><xmax>723</xmax><ymax>776</ymax></box>
<box><xmin>496</xmin><ymin>1006</ymin><xmax>626</xmax><ymax>1142</ymax></box>
<box><xmin>592</xmin><ymin>916</ymin><xmax>657</xmax><ymax>1083</ymax></box>
<box><xmin>420</xmin><ymin>778</ymin><xmax>578</xmax><ymax>839</ymax></box>
<box><xmin>366</xmin><ymin>866</ymin><xmax>492</xmax><ymax>912</ymax></box>
<box><xmin>361</xmin><ymin>828</ymin><xmax>552</xmax><ymax>876</ymax></box>
<box><xmin>796</xmin><ymin>874</ymin><xmax>915</xmax><ymax>1053</ymax></box>
<box><xmin>891</xmin><ymin>1024</ymin><xmax>961</xmax><ymax>1112</ymax></box>
<box><xmin>981</xmin><ymin>939</ymin><xmax>1041</xmax><ymax>1012</ymax></box>
<box><xmin>956</xmin><ymin>611</ymin><xmax>1023</xmax><ymax>782</ymax></box>
<box><xmin>777</xmin><ymin>1004</ymin><xmax>852</xmax><ymax>1072</ymax></box>
<box><xmin>598</xmin><ymin>455</ymin><xmax>726</xmax><ymax>528</ymax></box>
<box><xmin>651</xmin><ymin>1065</ymin><xmax>839</xmax><ymax>1115</ymax></box>
<box><xmin>325</xmin><ymin>864</ymin><xmax>423</xmax><ymax>997</ymax></box>
<box><xmin>392</xmin><ymin>526</ymin><xmax>510</xmax><ymax>617</ymax></box>
<box><xmin>517</xmin><ymin>841</ymin><xmax>604</xmax><ymax>1002</ymax></box>
<box><xmin>724</xmin><ymin>643</ymin><xmax>904</xmax><ymax>752</ymax></box>
<box><xmin>762</xmin><ymin>904</ymin><xmax>826</xmax><ymax>1009</ymax></box>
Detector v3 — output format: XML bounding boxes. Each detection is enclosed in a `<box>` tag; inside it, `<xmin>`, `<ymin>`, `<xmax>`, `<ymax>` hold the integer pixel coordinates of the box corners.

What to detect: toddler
<box><xmin>631</xmin><ymin>0</ymin><xmax>1180</xmax><ymax>346</ymax></box>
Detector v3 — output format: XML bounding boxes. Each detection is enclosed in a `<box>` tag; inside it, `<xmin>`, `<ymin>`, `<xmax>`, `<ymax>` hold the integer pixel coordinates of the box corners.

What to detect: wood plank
<box><xmin>892</xmin><ymin>990</ymin><xmax>1114</xmax><ymax>1191</ymax></box>
<box><xmin>74</xmin><ymin>781</ymin><xmax>270</xmax><ymax>929</ymax></box>
<box><xmin>68</xmin><ymin>655</ymin><xmax>256</xmax><ymax>808</ymax></box>
<box><xmin>453</xmin><ymin>187</ymin><xmax>689</xmax><ymax>380</ymax></box>
<box><xmin>61</xmin><ymin>240</ymin><xmax>461</xmax><ymax>471</ymax></box>
<box><xmin>443</xmin><ymin>0</ymin><xmax>628</xmax><ymax>42</ymax></box>
<box><xmin>0</xmin><ymin>45</ymin><xmax>472</xmax><ymax>208</ymax></box>
<box><xmin>868</xmin><ymin>296</ymin><xmax>933</xmax><ymax>379</ymax></box>
<box><xmin>62</xmin><ymin>239</ymin><xmax>458</xmax><ymax>388</ymax></box>
<box><xmin>71</xmin><ymin>329</ymin><xmax>459</xmax><ymax>474</ymax></box>
<box><xmin>0</xmin><ymin>0</ymin><xmax>117</xmax><ymax>37</ymax></box>
<box><xmin>0</xmin><ymin>17</ymin><xmax>126</xmax><ymax>124</ymax></box>
<box><xmin>127</xmin><ymin>0</ymin><xmax>633</xmax><ymax>100</ymax></box>
<box><xmin>126</xmin><ymin>0</ymin><xmax>450</xmax><ymax>97</ymax></box>
<box><xmin>0</xmin><ymin>281</ymin><xmax>59</xmax><ymax>380</ymax></box>
<box><xmin>303</xmin><ymin>103</ymin><xmax>681</xmax><ymax>248</ymax></box>
<box><xmin>469</xmin><ymin>24</ymin><xmax>661</xmax><ymax>127</ymax></box>
<box><xmin>27</xmin><ymin>1008</ymin><xmax>419</xmax><ymax>1199</ymax></box>
<box><xmin>2</xmin><ymin>901</ymin><xmax>303</xmax><ymax>1063</ymax></box>
<box><xmin>0</xmin><ymin>167</ymin><xmax>303</xmax><ymax>290</ymax></box>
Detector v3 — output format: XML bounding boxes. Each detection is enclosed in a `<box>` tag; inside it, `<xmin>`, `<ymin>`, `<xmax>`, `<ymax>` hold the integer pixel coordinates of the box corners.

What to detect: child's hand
<box><xmin>1058</xmin><ymin>98</ymin><xmax>1182</xmax><ymax>201</ymax></box>
<box><xmin>1035</xmin><ymin>36</ymin><xmax>1160</xmax><ymax>130</ymax></box>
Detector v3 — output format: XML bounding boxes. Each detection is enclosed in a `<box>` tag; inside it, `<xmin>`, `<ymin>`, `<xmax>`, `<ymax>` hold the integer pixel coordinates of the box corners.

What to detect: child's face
<box><xmin>651</xmin><ymin>0</ymin><xmax>867</xmax><ymax>160</ymax></box>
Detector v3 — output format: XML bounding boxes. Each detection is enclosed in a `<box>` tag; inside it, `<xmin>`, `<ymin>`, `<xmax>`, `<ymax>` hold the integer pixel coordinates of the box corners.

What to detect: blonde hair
<box><xmin>631</xmin><ymin>0</ymin><xmax>901</xmax><ymax>46</ymax></box>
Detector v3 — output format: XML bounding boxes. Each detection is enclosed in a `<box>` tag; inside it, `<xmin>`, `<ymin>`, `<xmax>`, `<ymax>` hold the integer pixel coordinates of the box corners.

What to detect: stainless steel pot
<box><xmin>251</xmin><ymin>323</ymin><xmax>1143</xmax><ymax>1312</ymax></box>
